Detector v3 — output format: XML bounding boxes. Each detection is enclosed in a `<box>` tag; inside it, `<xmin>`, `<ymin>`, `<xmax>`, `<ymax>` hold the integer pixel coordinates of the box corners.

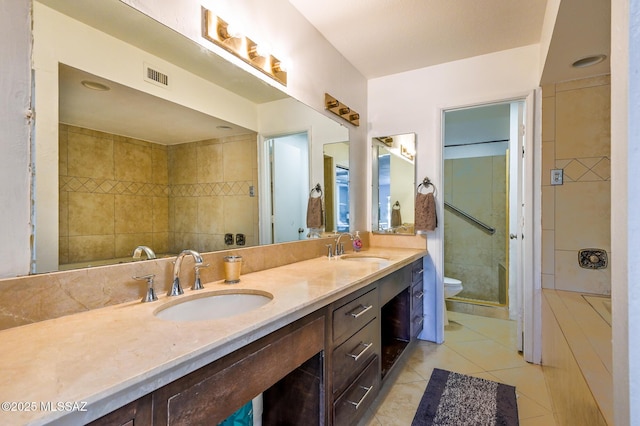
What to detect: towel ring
<box><xmin>310</xmin><ymin>183</ymin><xmax>323</xmax><ymax>198</ymax></box>
<box><xmin>417</xmin><ymin>177</ymin><xmax>437</xmax><ymax>196</ymax></box>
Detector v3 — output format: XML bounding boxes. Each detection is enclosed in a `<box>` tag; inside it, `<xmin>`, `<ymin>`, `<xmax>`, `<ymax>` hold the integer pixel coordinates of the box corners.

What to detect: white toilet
<box><xmin>444</xmin><ymin>276</ymin><xmax>463</xmax><ymax>298</ymax></box>
<box><xmin>443</xmin><ymin>276</ymin><xmax>463</xmax><ymax>325</ymax></box>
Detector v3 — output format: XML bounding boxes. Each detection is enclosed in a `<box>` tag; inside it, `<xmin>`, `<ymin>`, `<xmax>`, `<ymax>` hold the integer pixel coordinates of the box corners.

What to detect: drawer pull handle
<box><xmin>348</xmin><ymin>304</ymin><xmax>373</xmax><ymax>318</ymax></box>
<box><xmin>414</xmin><ymin>291</ymin><xmax>424</xmax><ymax>299</ymax></box>
<box><xmin>347</xmin><ymin>385</ymin><xmax>374</xmax><ymax>410</ymax></box>
<box><xmin>347</xmin><ymin>342</ymin><xmax>373</xmax><ymax>362</ymax></box>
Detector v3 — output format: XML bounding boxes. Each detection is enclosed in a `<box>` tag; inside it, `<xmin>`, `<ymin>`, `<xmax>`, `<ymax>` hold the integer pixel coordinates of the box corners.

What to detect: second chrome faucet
<box><xmin>169</xmin><ymin>249</ymin><xmax>204</xmax><ymax>296</ymax></box>
<box><xmin>327</xmin><ymin>233</ymin><xmax>354</xmax><ymax>258</ymax></box>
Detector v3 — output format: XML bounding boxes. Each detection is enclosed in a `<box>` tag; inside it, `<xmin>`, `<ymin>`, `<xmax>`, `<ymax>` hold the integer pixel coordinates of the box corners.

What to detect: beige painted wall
<box><xmin>541</xmin><ymin>75</ymin><xmax>611</xmax><ymax>295</ymax></box>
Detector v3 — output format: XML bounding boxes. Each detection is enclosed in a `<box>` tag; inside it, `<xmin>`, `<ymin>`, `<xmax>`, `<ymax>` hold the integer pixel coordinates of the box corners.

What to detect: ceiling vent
<box><xmin>143</xmin><ymin>63</ymin><xmax>169</xmax><ymax>88</ymax></box>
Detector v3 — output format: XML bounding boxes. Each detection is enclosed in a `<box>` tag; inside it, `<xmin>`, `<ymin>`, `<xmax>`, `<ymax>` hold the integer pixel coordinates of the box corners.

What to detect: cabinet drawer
<box><xmin>333</xmin><ymin>289</ymin><xmax>378</xmax><ymax>344</ymax></box>
<box><xmin>411</xmin><ymin>259</ymin><xmax>424</xmax><ymax>284</ymax></box>
<box><xmin>411</xmin><ymin>281</ymin><xmax>424</xmax><ymax>337</ymax></box>
<box><xmin>333</xmin><ymin>356</ymin><xmax>379</xmax><ymax>426</ymax></box>
<box><xmin>332</xmin><ymin>319</ymin><xmax>379</xmax><ymax>393</ymax></box>
<box><xmin>411</xmin><ymin>308</ymin><xmax>424</xmax><ymax>337</ymax></box>
<box><xmin>411</xmin><ymin>281</ymin><xmax>424</xmax><ymax>310</ymax></box>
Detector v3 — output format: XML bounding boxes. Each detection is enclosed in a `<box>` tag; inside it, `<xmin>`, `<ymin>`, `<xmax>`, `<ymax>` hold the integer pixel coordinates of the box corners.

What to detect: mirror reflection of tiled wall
<box><xmin>59</xmin><ymin>125</ymin><xmax>257</xmax><ymax>265</ymax></box>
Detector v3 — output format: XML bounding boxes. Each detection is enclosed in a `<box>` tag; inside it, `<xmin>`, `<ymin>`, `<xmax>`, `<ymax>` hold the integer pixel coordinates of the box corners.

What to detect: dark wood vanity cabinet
<box><xmin>410</xmin><ymin>258</ymin><xmax>425</xmax><ymax>338</ymax></box>
<box><xmin>89</xmin><ymin>313</ymin><xmax>325</xmax><ymax>426</ymax></box>
<box><xmin>327</xmin><ymin>256</ymin><xmax>425</xmax><ymax>425</ymax></box>
<box><xmin>88</xmin><ymin>256</ymin><xmax>426</xmax><ymax>426</ymax></box>
<box><xmin>153</xmin><ymin>313</ymin><xmax>325</xmax><ymax>425</ymax></box>
<box><xmin>88</xmin><ymin>394</ymin><xmax>152</xmax><ymax>426</ymax></box>
<box><xmin>328</xmin><ymin>288</ymin><xmax>380</xmax><ymax>425</ymax></box>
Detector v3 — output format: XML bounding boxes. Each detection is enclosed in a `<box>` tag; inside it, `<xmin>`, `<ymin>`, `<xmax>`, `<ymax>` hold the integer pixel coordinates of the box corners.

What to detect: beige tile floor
<box><xmin>364</xmin><ymin>311</ymin><xmax>556</xmax><ymax>425</ymax></box>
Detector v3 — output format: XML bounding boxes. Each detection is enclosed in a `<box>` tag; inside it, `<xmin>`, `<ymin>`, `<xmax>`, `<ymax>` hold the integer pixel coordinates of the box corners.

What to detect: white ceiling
<box><xmin>289</xmin><ymin>0</ymin><xmax>611</xmax><ymax>83</ymax></box>
<box><xmin>289</xmin><ymin>0</ymin><xmax>548</xmax><ymax>79</ymax></box>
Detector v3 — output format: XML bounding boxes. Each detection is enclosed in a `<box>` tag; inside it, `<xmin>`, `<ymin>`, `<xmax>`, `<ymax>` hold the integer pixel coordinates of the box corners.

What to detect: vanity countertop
<box><xmin>0</xmin><ymin>247</ymin><xmax>426</xmax><ymax>425</ymax></box>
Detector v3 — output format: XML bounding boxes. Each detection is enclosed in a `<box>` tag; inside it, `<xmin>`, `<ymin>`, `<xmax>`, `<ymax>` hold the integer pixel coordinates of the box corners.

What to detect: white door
<box><xmin>508</xmin><ymin>101</ymin><xmax>526</xmax><ymax>352</ymax></box>
<box><xmin>271</xmin><ymin>133</ymin><xmax>309</xmax><ymax>243</ymax></box>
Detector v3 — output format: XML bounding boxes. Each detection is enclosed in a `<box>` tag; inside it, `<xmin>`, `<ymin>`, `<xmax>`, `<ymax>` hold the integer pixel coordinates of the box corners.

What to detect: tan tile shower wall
<box><xmin>168</xmin><ymin>134</ymin><xmax>258</xmax><ymax>252</ymax></box>
<box><xmin>541</xmin><ymin>75</ymin><xmax>611</xmax><ymax>294</ymax></box>
<box><xmin>444</xmin><ymin>155</ymin><xmax>507</xmax><ymax>303</ymax></box>
<box><xmin>59</xmin><ymin>125</ymin><xmax>170</xmax><ymax>264</ymax></box>
<box><xmin>59</xmin><ymin>126</ymin><xmax>259</xmax><ymax>265</ymax></box>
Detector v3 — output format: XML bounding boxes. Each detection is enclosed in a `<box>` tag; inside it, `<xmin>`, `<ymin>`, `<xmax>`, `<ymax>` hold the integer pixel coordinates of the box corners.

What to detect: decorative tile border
<box><xmin>60</xmin><ymin>177</ymin><xmax>253</xmax><ymax>197</ymax></box>
<box><xmin>170</xmin><ymin>181</ymin><xmax>252</xmax><ymax>197</ymax></box>
<box><xmin>60</xmin><ymin>176</ymin><xmax>168</xmax><ymax>196</ymax></box>
<box><xmin>555</xmin><ymin>156</ymin><xmax>610</xmax><ymax>182</ymax></box>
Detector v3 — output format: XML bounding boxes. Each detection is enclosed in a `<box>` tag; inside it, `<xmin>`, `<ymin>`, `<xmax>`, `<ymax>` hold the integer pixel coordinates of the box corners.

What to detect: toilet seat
<box><xmin>444</xmin><ymin>276</ymin><xmax>462</xmax><ymax>286</ymax></box>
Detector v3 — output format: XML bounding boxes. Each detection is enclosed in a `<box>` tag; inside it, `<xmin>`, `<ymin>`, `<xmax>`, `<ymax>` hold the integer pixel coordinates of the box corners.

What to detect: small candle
<box><xmin>223</xmin><ymin>255</ymin><xmax>243</xmax><ymax>284</ymax></box>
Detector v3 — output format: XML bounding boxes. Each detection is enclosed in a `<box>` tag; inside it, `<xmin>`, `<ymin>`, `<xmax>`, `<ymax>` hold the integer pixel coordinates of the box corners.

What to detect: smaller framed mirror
<box><xmin>372</xmin><ymin>133</ymin><xmax>416</xmax><ymax>234</ymax></box>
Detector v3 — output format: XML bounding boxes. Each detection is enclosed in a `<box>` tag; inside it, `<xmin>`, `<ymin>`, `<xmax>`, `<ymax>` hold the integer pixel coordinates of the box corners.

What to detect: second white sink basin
<box><xmin>154</xmin><ymin>290</ymin><xmax>273</xmax><ymax>322</ymax></box>
<box><xmin>340</xmin><ymin>254</ymin><xmax>390</xmax><ymax>263</ymax></box>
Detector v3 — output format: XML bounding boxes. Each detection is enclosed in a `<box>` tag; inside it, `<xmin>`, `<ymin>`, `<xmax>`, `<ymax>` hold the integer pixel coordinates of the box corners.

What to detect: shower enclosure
<box><xmin>443</xmin><ymin>101</ymin><xmax>525</xmax><ymax>308</ymax></box>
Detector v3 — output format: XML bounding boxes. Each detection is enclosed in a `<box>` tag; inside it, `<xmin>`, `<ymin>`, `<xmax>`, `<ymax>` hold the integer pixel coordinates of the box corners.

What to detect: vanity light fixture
<box><xmin>202</xmin><ymin>7</ymin><xmax>287</xmax><ymax>86</ymax></box>
<box><xmin>325</xmin><ymin>93</ymin><xmax>360</xmax><ymax>126</ymax></box>
<box><xmin>81</xmin><ymin>80</ymin><xmax>110</xmax><ymax>91</ymax></box>
<box><xmin>400</xmin><ymin>144</ymin><xmax>415</xmax><ymax>161</ymax></box>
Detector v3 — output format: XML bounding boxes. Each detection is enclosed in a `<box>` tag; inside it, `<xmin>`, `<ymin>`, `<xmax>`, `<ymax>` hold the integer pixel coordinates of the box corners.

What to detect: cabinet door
<box><xmin>87</xmin><ymin>394</ymin><xmax>152</xmax><ymax>426</ymax></box>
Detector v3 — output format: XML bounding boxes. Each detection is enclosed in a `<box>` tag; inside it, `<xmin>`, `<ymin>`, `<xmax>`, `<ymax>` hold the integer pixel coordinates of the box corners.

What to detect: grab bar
<box><xmin>444</xmin><ymin>202</ymin><xmax>495</xmax><ymax>235</ymax></box>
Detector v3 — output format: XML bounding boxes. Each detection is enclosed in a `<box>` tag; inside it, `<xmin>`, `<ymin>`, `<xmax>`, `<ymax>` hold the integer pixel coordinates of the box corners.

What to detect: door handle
<box><xmin>509</xmin><ymin>233</ymin><xmax>517</xmax><ymax>240</ymax></box>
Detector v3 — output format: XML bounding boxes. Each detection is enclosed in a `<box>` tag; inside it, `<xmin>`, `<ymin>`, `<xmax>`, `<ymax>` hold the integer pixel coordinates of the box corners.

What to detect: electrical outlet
<box><xmin>236</xmin><ymin>233</ymin><xmax>245</xmax><ymax>246</ymax></box>
<box><xmin>551</xmin><ymin>169</ymin><xmax>563</xmax><ymax>185</ymax></box>
<box><xmin>224</xmin><ymin>233</ymin><xmax>234</xmax><ymax>245</ymax></box>
<box><xmin>249</xmin><ymin>186</ymin><xmax>255</xmax><ymax>197</ymax></box>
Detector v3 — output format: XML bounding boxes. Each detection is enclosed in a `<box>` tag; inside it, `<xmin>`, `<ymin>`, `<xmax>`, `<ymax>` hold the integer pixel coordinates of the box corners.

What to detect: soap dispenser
<box><xmin>352</xmin><ymin>231</ymin><xmax>363</xmax><ymax>252</ymax></box>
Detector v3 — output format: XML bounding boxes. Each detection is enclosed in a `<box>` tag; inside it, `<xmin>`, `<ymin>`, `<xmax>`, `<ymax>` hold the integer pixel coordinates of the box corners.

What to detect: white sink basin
<box><xmin>154</xmin><ymin>290</ymin><xmax>273</xmax><ymax>322</ymax></box>
<box><xmin>340</xmin><ymin>254</ymin><xmax>390</xmax><ymax>263</ymax></box>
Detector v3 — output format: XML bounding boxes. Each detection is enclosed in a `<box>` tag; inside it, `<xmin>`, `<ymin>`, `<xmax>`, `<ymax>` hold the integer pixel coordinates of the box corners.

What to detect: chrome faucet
<box><xmin>334</xmin><ymin>233</ymin><xmax>354</xmax><ymax>256</ymax></box>
<box><xmin>132</xmin><ymin>245</ymin><xmax>157</xmax><ymax>260</ymax></box>
<box><xmin>192</xmin><ymin>263</ymin><xmax>210</xmax><ymax>290</ymax></box>
<box><xmin>169</xmin><ymin>250</ymin><xmax>204</xmax><ymax>296</ymax></box>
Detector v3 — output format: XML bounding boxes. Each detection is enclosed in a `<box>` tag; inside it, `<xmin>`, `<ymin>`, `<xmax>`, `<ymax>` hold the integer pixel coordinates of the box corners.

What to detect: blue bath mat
<box><xmin>412</xmin><ymin>368</ymin><xmax>519</xmax><ymax>426</ymax></box>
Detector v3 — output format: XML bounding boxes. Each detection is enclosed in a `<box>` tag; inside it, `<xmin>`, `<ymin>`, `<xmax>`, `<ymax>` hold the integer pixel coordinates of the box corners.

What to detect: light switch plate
<box><xmin>551</xmin><ymin>169</ymin><xmax>563</xmax><ymax>185</ymax></box>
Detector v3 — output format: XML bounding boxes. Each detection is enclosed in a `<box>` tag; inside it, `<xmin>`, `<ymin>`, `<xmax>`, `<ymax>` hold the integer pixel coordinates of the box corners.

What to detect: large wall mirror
<box><xmin>33</xmin><ymin>0</ymin><xmax>348</xmax><ymax>273</ymax></box>
<box><xmin>372</xmin><ymin>133</ymin><xmax>416</xmax><ymax>234</ymax></box>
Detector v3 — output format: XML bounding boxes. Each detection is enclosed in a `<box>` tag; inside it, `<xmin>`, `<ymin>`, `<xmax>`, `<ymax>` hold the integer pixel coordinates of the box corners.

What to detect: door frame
<box><xmin>438</xmin><ymin>90</ymin><xmax>541</xmax><ymax>363</ymax></box>
<box><xmin>258</xmin><ymin>130</ymin><xmax>311</xmax><ymax>245</ymax></box>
